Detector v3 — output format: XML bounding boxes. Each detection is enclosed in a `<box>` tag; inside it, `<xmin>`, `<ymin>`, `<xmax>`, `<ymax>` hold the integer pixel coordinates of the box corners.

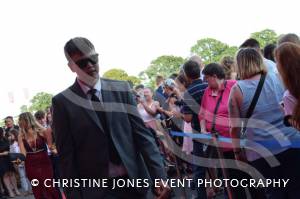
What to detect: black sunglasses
<box><xmin>75</xmin><ymin>54</ymin><xmax>99</xmax><ymax>69</ymax></box>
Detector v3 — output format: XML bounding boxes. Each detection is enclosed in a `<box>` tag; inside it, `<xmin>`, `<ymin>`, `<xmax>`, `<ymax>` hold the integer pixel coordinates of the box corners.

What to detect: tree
<box><xmin>251</xmin><ymin>29</ymin><xmax>278</xmax><ymax>48</ymax></box>
<box><xmin>0</xmin><ymin>120</ymin><xmax>4</xmax><ymax>128</ymax></box>
<box><xmin>103</xmin><ymin>69</ymin><xmax>141</xmax><ymax>86</ymax></box>
<box><xmin>28</xmin><ymin>92</ymin><xmax>53</xmax><ymax>113</ymax></box>
<box><xmin>142</xmin><ymin>55</ymin><xmax>185</xmax><ymax>88</ymax></box>
<box><xmin>190</xmin><ymin>38</ymin><xmax>235</xmax><ymax>64</ymax></box>
<box><xmin>20</xmin><ymin>105</ymin><xmax>29</xmax><ymax>113</ymax></box>
<box><xmin>126</xmin><ymin>76</ymin><xmax>141</xmax><ymax>86</ymax></box>
<box><xmin>220</xmin><ymin>46</ymin><xmax>238</xmax><ymax>58</ymax></box>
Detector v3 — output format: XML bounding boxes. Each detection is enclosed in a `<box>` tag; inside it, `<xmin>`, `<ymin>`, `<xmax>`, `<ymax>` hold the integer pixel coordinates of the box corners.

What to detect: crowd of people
<box><xmin>1</xmin><ymin>33</ymin><xmax>300</xmax><ymax>199</ymax></box>
<box><xmin>132</xmin><ymin>33</ymin><xmax>300</xmax><ymax>199</ymax></box>
<box><xmin>0</xmin><ymin>109</ymin><xmax>62</xmax><ymax>199</ymax></box>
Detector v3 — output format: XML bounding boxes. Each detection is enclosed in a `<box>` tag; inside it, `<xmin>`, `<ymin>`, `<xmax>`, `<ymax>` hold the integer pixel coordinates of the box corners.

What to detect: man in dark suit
<box><xmin>4</xmin><ymin>116</ymin><xmax>19</xmax><ymax>136</ymax></box>
<box><xmin>52</xmin><ymin>37</ymin><xmax>170</xmax><ymax>199</ymax></box>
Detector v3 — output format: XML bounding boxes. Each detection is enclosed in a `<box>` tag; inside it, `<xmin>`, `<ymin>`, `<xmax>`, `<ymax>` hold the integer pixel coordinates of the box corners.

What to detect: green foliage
<box><xmin>126</xmin><ymin>76</ymin><xmax>141</xmax><ymax>86</ymax></box>
<box><xmin>28</xmin><ymin>92</ymin><xmax>53</xmax><ymax>113</ymax></box>
<box><xmin>190</xmin><ymin>38</ymin><xmax>237</xmax><ymax>64</ymax></box>
<box><xmin>20</xmin><ymin>105</ymin><xmax>29</xmax><ymax>113</ymax></box>
<box><xmin>103</xmin><ymin>69</ymin><xmax>128</xmax><ymax>80</ymax></box>
<box><xmin>0</xmin><ymin>120</ymin><xmax>4</xmax><ymax>128</ymax></box>
<box><xmin>142</xmin><ymin>55</ymin><xmax>185</xmax><ymax>87</ymax></box>
<box><xmin>103</xmin><ymin>69</ymin><xmax>141</xmax><ymax>86</ymax></box>
<box><xmin>220</xmin><ymin>46</ymin><xmax>238</xmax><ymax>58</ymax></box>
<box><xmin>250</xmin><ymin>29</ymin><xmax>278</xmax><ymax>48</ymax></box>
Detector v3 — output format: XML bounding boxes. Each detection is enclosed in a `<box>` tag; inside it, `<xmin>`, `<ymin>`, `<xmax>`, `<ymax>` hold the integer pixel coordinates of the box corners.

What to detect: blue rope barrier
<box><xmin>169</xmin><ymin>131</ymin><xmax>300</xmax><ymax>149</ymax></box>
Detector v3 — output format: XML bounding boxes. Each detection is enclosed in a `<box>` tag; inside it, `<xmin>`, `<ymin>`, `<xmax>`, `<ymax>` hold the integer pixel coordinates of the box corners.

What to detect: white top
<box><xmin>264</xmin><ymin>58</ymin><xmax>278</xmax><ymax>74</ymax></box>
<box><xmin>10</xmin><ymin>141</ymin><xmax>20</xmax><ymax>153</ymax></box>
<box><xmin>138</xmin><ymin>103</ymin><xmax>156</xmax><ymax>122</ymax></box>
<box><xmin>283</xmin><ymin>90</ymin><xmax>297</xmax><ymax>116</ymax></box>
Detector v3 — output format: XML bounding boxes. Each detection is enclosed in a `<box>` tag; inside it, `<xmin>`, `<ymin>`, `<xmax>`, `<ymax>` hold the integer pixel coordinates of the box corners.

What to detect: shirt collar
<box><xmin>208</xmin><ymin>81</ymin><xmax>227</xmax><ymax>96</ymax></box>
<box><xmin>190</xmin><ymin>78</ymin><xmax>203</xmax><ymax>86</ymax></box>
<box><xmin>77</xmin><ymin>78</ymin><xmax>101</xmax><ymax>95</ymax></box>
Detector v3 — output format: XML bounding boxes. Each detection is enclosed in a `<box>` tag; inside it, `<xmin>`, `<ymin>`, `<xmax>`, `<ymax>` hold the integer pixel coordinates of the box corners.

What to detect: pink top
<box><xmin>182</xmin><ymin>122</ymin><xmax>193</xmax><ymax>154</ymax></box>
<box><xmin>198</xmin><ymin>80</ymin><xmax>236</xmax><ymax>139</ymax></box>
<box><xmin>283</xmin><ymin>90</ymin><xmax>297</xmax><ymax>116</ymax></box>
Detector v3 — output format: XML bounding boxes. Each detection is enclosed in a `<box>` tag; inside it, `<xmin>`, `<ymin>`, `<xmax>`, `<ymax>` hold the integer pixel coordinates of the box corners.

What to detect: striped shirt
<box><xmin>181</xmin><ymin>79</ymin><xmax>208</xmax><ymax>132</ymax></box>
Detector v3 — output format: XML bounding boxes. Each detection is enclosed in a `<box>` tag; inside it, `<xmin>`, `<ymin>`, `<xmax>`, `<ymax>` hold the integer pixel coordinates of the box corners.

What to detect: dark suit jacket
<box><xmin>52</xmin><ymin>78</ymin><xmax>166</xmax><ymax>199</ymax></box>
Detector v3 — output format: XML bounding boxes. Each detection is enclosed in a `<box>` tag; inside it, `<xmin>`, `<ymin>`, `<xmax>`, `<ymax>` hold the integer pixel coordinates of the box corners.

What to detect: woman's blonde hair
<box><xmin>19</xmin><ymin>112</ymin><xmax>44</xmax><ymax>134</ymax></box>
<box><xmin>220</xmin><ymin>56</ymin><xmax>235</xmax><ymax>80</ymax></box>
<box><xmin>235</xmin><ymin>48</ymin><xmax>267</xmax><ymax>80</ymax></box>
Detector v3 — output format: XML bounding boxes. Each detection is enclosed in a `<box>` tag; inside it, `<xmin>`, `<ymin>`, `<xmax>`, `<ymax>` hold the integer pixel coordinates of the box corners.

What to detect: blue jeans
<box><xmin>192</xmin><ymin>141</ymin><xmax>207</xmax><ymax>199</ymax></box>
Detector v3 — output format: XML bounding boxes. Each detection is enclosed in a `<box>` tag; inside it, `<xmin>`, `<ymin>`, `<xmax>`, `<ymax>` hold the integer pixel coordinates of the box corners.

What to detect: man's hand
<box><xmin>50</xmin><ymin>145</ymin><xmax>58</xmax><ymax>155</ymax></box>
<box><xmin>171</xmin><ymin>110</ymin><xmax>181</xmax><ymax>118</ymax></box>
<box><xmin>51</xmin><ymin>148</ymin><xmax>58</xmax><ymax>155</ymax></box>
<box><xmin>153</xmin><ymin>181</ymin><xmax>171</xmax><ymax>199</ymax></box>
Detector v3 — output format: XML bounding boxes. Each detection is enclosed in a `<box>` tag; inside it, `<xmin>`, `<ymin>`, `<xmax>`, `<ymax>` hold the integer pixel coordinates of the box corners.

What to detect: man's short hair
<box><xmin>34</xmin><ymin>110</ymin><xmax>45</xmax><ymax>120</ymax></box>
<box><xmin>277</xmin><ymin>33</ymin><xmax>300</xmax><ymax>45</ymax></box>
<box><xmin>155</xmin><ymin>75</ymin><xmax>164</xmax><ymax>85</ymax></box>
<box><xmin>202</xmin><ymin>63</ymin><xmax>226</xmax><ymax>79</ymax></box>
<box><xmin>183</xmin><ymin>60</ymin><xmax>200</xmax><ymax>80</ymax></box>
<box><xmin>64</xmin><ymin>37</ymin><xmax>95</xmax><ymax>60</ymax></box>
<box><xmin>169</xmin><ymin>73</ymin><xmax>178</xmax><ymax>80</ymax></box>
<box><xmin>189</xmin><ymin>55</ymin><xmax>203</xmax><ymax>69</ymax></box>
<box><xmin>5</xmin><ymin>116</ymin><xmax>13</xmax><ymax>121</ymax></box>
<box><xmin>134</xmin><ymin>84</ymin><xmax>144</xmax><ymax>90</ymax></box>
<box><xmin>263</xmin><ymin>44</ymin><xmax>276</xmax><ymax>62</ymax></box>
<box><xmin>240</xmin><ymin>38</ymin><xmax>260</xmax><ymax>49</ymax></box>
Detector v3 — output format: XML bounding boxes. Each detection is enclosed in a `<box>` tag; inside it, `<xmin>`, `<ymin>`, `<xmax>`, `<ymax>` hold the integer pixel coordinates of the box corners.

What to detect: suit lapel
<box><xmin>100</xmin><ymin>79</ymin><xmax>113</xmax><ymax>130</ymax></box>
<box><xmin>70</xmin><ymin>80</ymin><xmax>105</xmax><ymax>133</ymax></box>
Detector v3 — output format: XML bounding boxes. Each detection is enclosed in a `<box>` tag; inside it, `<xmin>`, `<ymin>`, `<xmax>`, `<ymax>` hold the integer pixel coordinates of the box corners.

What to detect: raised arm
<box><xmin>18</xmin><ymin>131</ymin><xmax>26</xmax><ymax>157</ymax></box>
<box><xmin>228</xmin><ymin>85</ymin><xmax>244</xmax><ymax>159</ymax></box>
<box><xmin>141</xmin><ymin>100</ymin><xmax>158</xmax><ymax>116</ymax></box>
<box><xmin>38</xmin><ymin>127</ymin><xmax>55</xmax><ymax>152</ymax></box>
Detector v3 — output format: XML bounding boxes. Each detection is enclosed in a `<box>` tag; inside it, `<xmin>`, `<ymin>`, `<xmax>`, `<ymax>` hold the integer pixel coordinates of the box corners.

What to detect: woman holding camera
<box><xmin>137</xmin><ymin>87</ymin><xmax>160</xmax><ymax>130</ymax></box>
